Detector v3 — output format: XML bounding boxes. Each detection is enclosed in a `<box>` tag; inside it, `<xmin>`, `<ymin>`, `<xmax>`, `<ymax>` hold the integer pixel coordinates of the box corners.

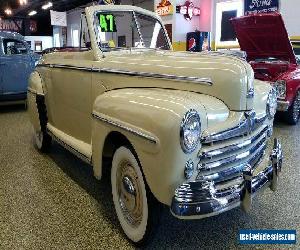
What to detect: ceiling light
<box><xmin>28</xmin><ymin>10</ymin><xmax>37</xmax><ymax>16</ymax></box>
<box><xmin>42</xmin><ymin>2</ymin><xmax>53</xmax><ymax>10</ymax></box>
<box><xmin>19</xmin><ymin>0</ymin><xmax>28</xmax><ymax>6</ymax></box>
<box><xmin>4</xmin><ymin>8</ymin><xmax>12</xmax><ymax>15</ymax></box>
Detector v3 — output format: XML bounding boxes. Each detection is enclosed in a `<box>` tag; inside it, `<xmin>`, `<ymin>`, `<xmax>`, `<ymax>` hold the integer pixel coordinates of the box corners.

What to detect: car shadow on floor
<box><xmin>46</xmin><ymin>142</ymin><xmax>123</xmax><ymax>232</ymax></box>
<box><xmin>0</xmin><ymin>103</ymin><xmax>26</xmax><ymax>113</ymax></box>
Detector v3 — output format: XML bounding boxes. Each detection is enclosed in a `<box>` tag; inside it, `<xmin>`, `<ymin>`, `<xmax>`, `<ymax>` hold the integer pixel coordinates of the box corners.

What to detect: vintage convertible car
<box><xmin>0</xmin><ymin>31</ymin><xmax>39</xmax><ymax>105</ymax></box>
<box><xmin>28</xmin><ymin>5</ymin><xmax>283</xmax><ymax>244</ymax></box>
<box><xmin>231</xmin><ymin>13</ymin><xmax>300</xmax><ymax>125</ymax></box>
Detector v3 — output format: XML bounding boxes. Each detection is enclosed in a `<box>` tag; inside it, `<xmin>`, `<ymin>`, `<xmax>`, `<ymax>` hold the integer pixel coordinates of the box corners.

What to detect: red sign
<box><xmin>188</xmin><ymin>37</ymin><xmax>196</xmax><ymax>50</ymax></box>
<box><xmin>156</xmin><ymin>0</ymin><xmax>174</xmax><ymax>16</ymax></box>
<box><xmin>176</xmin><ymin>1</ymin><xmax>201</xmax><ymax>20</ymax></box>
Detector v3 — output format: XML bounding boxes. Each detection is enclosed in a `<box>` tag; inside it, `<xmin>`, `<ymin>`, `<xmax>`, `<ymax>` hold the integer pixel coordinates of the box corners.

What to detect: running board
<box><xmin>47</xmin><ymin>124</ymin><xmax>92</xmax><ymax>164</ymax></box>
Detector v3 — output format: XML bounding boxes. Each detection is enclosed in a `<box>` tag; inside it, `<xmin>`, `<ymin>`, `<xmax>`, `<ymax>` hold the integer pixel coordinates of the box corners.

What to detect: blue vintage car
<box><xmin>0</xmin><ymin>31</ymin><xmax>39</xmax><ymax>104</ymax></box>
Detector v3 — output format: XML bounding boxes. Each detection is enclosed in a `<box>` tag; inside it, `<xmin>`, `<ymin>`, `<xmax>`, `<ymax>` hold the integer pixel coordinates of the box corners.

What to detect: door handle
<box><xmin>0</xmin><ymin>63</ymin><xmax>5</xmax><ymax>65</ymax></box>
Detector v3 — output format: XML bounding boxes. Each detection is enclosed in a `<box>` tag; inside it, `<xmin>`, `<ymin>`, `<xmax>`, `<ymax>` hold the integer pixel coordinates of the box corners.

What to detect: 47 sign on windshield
<box><xmin>99</xmin><ymin>13</ymin><xmax>117</xmax><ymax>32</ymax></box>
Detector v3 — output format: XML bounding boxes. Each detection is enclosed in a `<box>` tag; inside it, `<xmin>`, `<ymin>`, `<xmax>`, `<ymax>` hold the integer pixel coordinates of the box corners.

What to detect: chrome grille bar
<box><xmin>198</xmin><ymin>134</ymin><xmax>267</xmax><ymax>171</ymax></box>
<box><xmin>199</xmin><ymin>126</ymin><xmax>268</xmax><ymax>160</ymax></box>
<box><xmin>196</xmin><ymin>139</ymin><xmax>267</xmax><ymax>183</ymax></box>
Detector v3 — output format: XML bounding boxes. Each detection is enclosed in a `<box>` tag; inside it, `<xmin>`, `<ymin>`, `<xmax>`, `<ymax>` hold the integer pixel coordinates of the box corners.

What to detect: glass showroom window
<box><xmin>71</xmin><ymin>26</ymin><xmax>80</xmax><ymax>47</ymax></box>
<box><xmin>215</xmin><ymin>0</ymin><xmax>243</xmax><ymax>49</ymax></box>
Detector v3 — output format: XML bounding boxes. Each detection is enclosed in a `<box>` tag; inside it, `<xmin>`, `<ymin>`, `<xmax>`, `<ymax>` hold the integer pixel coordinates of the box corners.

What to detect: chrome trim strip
<box><xmin>199</xmin><ymin>126</ymin><xmax>268</xmax><ymax>160</ymax></box>
<box><xmin>92</xmin><ymin>113</ymin><xmax>157</xmax><ymax>144</ymax></box>
<box><xmin>37</xmin><ymin>64</ymin><xmax>213</xmax><ymax>85</ymax></box>
<box><xmin>92</xmin><ymin>67</ymin><xmax>213</xmax><ymax>85</ymax></box>
<box><xmin>47</xmin><ymin>128</ymin><xmax>92</xmax><ymax>164</ymax></box>
<box><xmin>38</xmin><ymin>64</ymin><xmax>92</xmax><ymax>72</ymax></box>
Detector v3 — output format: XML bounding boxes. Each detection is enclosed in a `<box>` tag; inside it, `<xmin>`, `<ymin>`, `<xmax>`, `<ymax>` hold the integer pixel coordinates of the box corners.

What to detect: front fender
<box><xmin>91</xmin><ymin>88</ymin><xmax>211</xmax><ymax>205</ymax></box>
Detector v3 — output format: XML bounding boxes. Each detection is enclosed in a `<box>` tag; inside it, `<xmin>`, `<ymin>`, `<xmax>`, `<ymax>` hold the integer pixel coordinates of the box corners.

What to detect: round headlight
<box><xmin>180</xmin><ymin>110</ymin><xmax>201</xmax><ymax>153</ymax></box>
<box><xmin>266</xmin><ymin>88</ymin><xmax>277</xmax><ymax>119</ymax></box>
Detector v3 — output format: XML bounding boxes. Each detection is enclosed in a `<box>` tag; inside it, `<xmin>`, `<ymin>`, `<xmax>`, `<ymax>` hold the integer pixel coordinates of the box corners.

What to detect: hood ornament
<box><xmin>245</xmin><ymin>111</ymin><xmax>256</xmax><ymax>134</ymax></box>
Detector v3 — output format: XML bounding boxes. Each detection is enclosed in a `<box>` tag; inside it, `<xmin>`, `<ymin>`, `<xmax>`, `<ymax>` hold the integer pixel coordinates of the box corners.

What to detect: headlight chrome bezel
<box><xmin>275</xmin><ymin>80</ymin><xmax>287</xmax><ymax>99</ymax></box>
<box><xmin>180</xmin><ymin>109</ymin><xmax>201</xmax><ymax>154</ymax></box>
<box><xmin>266</xmin><ymin>87</ymin><xmax>278</xmax><ymax>120</ymax></box>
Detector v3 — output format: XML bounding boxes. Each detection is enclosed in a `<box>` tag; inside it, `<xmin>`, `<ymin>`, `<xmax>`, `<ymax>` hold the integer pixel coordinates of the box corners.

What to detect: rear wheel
<box><xmin>34</xmin><ymin>96</ymin><xmax>51</xmax><ymax>152</ymax></box>
<box><xmin>111</xmin><ymin>146</ymin><xmax>161</xmax><ymax>245</ymax></box>
<box><xmin>285</xmin><ymin>91</ymin><xmax>300</xmax><ymax>125</ymax></box>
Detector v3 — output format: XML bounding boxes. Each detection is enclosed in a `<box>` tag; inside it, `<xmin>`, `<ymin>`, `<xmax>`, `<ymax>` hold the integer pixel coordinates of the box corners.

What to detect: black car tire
<box><xmin>285</xmin><ymin>91</ymin><xmax>300</xmax><ymax>125</ymax></box>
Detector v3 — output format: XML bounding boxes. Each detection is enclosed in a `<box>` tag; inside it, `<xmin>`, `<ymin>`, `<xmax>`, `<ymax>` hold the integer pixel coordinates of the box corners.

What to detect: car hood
<box><xmin>98</xmin><ymin>50</ymin><xmax>254</xmax><ymax>111</ymax></box>
<box><xmin>41</xmin><ymin>49</ymin><xmax>255</xmax><ymax>111</ymax></box>
<box><xmin>231</xmin><ymin>12</ymin><xmax>297</xmax><ymax>65</ymax></box>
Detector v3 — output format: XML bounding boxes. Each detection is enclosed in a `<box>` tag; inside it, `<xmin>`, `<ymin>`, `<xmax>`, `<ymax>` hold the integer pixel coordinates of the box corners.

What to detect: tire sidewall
<box><xmin>111</xmin><ymin>146</ymin><xmax>148</xmax><ymax>243</ymax></box>
<box><xmin>292</xmin><ymin>91</ymin><xmax>300</xmax><ymax>123</ymax></box>
<box><xmin>33</xmin><ymin>126</ymin><xmax>44</xmax><ymax>150</ymax></box>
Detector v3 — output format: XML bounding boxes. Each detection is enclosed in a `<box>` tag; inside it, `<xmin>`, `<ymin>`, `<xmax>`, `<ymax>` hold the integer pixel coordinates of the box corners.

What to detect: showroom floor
<box><xmin>0</xmin><ymin>105</ymin><xmax>299</xmax><ymax>250</ymax></box>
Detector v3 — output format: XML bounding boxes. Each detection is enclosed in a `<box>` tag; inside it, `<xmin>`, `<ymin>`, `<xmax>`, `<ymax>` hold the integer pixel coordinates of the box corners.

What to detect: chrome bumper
<box><xmin>170</xmin><ymin>139</ymin><xmax>283</xmax><ymax>219</ymax></box>
<box><xmin>277</xmin><ymin>100</ymin><xmax>290</xmax><ymax>112</ymax></box>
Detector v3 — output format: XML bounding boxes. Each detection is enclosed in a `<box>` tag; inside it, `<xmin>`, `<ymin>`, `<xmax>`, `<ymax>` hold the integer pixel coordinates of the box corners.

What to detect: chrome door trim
<box><xmin>92</xmin><ymin>112</ymin><xmax>157</xmax><ymax>144</ymax></box>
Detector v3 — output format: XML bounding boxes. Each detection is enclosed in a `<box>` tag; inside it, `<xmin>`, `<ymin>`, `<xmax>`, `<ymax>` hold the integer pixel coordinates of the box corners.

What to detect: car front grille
<box><xmin>196</xmin><ymin>112</ymin><xmax>270</xmax><ymax>192</ymax></box>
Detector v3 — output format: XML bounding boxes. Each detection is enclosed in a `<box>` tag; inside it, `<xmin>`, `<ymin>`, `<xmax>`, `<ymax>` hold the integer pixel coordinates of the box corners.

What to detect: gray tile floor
<box><xmin>0</xmin><ymin>105</ymin><xmax>299</xmax><ymax>250</ymax></box>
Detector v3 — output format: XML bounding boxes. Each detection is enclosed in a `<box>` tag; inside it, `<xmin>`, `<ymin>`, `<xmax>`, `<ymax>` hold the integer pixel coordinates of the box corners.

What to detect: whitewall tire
<box><xmin>33</xmin><ymin>126</ymin><xmax>51</xmax><ymax>152</ymax></box>
<box><xmin>111</xmin><ymin>146</ymin><xmax>161</xmax><ymax>245</ymax></box>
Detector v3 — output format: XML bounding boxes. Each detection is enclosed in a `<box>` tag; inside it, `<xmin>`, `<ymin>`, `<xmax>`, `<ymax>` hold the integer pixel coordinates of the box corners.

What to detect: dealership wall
<box><xmin>211</xmin><ymin>0</ymin><xmax>300</xmax><ymax>50</ymax></box>
<box><xmin>157</xmin><ymin>0</ymin><xmax>212</xmax><ymax>51</ymax></box>
<box><xmin>280</xmin><ymin>0</ymin><xmax>300</xmax><ymax>39</ymax></box>
<box><xmin>25</xmin><ymin>36</ymin><xmax>53</xmax><ymax>51</ymax></box>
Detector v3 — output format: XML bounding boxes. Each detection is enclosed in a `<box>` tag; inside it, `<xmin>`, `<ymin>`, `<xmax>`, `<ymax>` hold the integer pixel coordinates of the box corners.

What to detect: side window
<box><xmin>80</xmin><ymin>14</ymin><xmax>91</xmax><ymax>49</ymax></box>
<box><xmin>3</xmin><ymin>39</ymin><xmax>28</xmax><ymax>55</ymax></box>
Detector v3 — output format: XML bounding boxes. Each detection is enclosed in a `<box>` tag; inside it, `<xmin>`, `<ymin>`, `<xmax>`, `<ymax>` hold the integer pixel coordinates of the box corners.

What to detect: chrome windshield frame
<box><xmin>92</xmin><ymin>9</ymin><xmax>171</xmax><ymax>53</ymax></box>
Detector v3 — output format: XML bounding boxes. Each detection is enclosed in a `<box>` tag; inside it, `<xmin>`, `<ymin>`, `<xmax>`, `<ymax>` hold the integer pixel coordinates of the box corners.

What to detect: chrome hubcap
<box><xmin>293</xmin><ymin>92</ymin><xmax>300</xmax><ymax>121</ymax></box>
<box><xmin>116</xmin><ymin>161</ymin><xmax>143</xmax><ymax>227</ymax></box>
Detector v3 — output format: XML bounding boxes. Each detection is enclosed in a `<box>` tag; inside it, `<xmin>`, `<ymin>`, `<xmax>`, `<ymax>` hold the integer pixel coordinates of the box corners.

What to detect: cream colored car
<box><xmin>28</xmin><ymin>5</ymin><xmax>283</xmax><ymax>244</ymax></box>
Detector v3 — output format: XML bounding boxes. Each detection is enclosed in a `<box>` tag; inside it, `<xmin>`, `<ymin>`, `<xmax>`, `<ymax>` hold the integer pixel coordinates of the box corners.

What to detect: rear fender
<box><xmin>27</xmin><ymin>71</ymin><xmax>45</xmax><ymax>131</ymax></box>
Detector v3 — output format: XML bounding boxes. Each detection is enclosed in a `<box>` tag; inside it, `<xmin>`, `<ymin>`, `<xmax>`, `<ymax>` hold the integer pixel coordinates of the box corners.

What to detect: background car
<box><xmin>231</xmin><ymin>13</ymin><xmax>300</xmax><ymax>125</ymax></box>
<box><xmin>0</xmin><ymin>31</ymin><xmax>40</xmax><ymax>106</ymax></box>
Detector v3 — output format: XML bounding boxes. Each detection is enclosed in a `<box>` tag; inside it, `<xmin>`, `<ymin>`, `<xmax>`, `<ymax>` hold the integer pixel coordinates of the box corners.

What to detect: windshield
<box><xmin>94</xmin><ymin>11</ymin><xmax>170</xmax><ymax>52</ymax></box>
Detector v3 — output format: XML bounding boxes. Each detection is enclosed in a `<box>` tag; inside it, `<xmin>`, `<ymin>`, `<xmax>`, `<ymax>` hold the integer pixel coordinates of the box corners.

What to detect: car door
<box><xmin>0</xmin><ymin>38</ymin><xmax>34</xmax><ymax>97</ymax></box>
<box><xmin>46</xmin><ymin>56</ymin><xmax>93</xmax><ymax>145</ymax></box>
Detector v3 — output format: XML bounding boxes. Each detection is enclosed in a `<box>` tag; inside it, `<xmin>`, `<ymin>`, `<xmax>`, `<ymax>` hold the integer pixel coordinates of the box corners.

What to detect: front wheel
<box><xmin>285</xmin><ymin>91</ymin><xmax>300</xmax><ymax>125</ymax></box>
<box><xmin>111</xmin><ymin>146</ymin><xmax>161</xmax><ymax>245</ymax></box>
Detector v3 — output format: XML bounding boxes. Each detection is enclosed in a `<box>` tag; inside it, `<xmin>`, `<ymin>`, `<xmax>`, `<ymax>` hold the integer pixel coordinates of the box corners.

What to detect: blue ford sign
<box><xmin>245</xmin><ymin>0</ymin><xmax>279</xmax><ymax>15</ymax></box>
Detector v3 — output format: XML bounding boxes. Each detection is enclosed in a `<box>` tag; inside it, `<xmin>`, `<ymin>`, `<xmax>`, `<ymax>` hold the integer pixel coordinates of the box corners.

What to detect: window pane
<box><xmin>3</xmin><ymin>39</ymin><xmax>28</xmax><ymax>55</ymax></box>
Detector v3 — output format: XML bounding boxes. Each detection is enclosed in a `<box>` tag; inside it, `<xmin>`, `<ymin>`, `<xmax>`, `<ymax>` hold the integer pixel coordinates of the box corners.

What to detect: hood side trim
<box><xmin>37</xmin><ymin>63</ymin><xmax>213</xmax><ymax>86</ymax></box>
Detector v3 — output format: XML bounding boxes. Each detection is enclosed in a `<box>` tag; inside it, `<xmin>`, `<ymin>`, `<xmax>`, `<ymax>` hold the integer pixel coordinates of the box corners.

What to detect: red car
<box><xmin>231</xmin><ymin>12</ymin><xmax>300</xmax><ymax>125</ymax></box>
